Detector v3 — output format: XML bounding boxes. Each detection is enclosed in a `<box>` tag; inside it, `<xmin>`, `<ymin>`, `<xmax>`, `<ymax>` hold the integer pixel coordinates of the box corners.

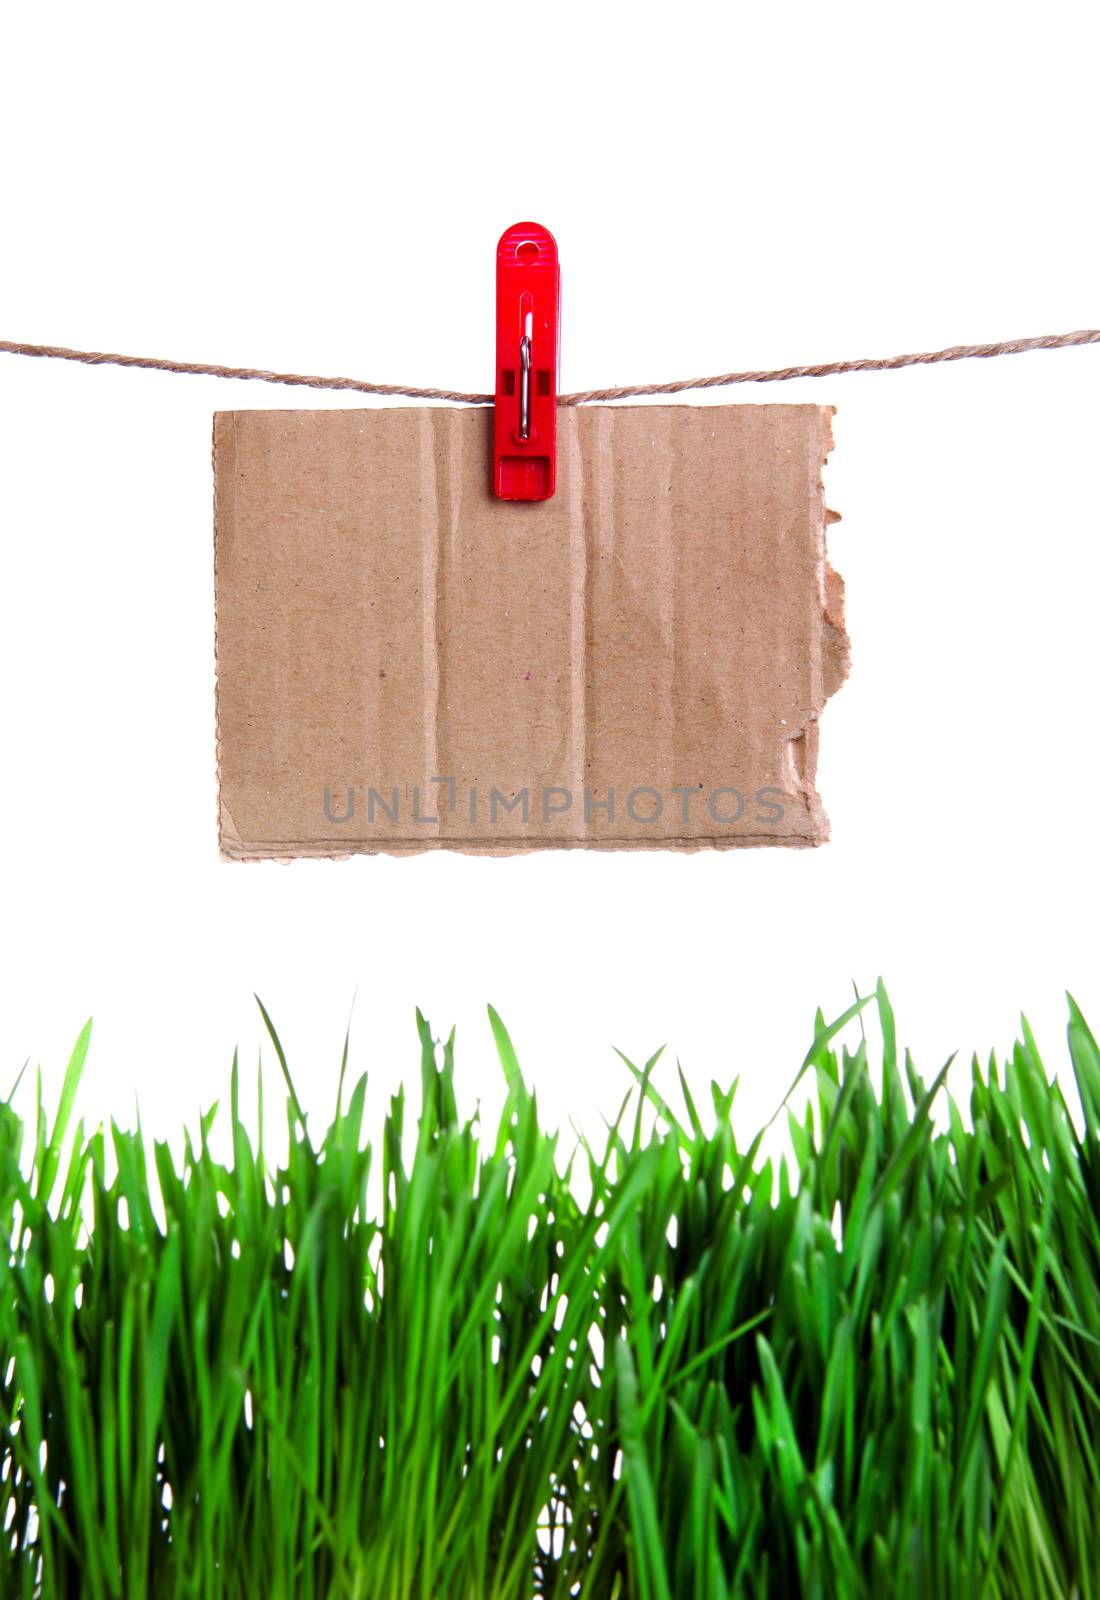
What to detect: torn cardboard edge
<box><xmin>214</xmin><ymin>403</ymin><xmax>848</xmax><ymax>859</ymax></box>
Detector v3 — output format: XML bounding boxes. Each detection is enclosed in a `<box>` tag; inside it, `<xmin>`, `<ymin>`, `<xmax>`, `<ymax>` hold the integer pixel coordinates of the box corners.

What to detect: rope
<box><xmin>1</xmin><ymin>327</ymin><xmax>1096</xmax><ymax>406</ymax></box>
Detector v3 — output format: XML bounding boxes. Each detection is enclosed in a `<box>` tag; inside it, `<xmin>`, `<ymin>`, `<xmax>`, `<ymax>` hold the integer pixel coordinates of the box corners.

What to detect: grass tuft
<box><xmin>1</xmin><ymin>989</ymin><xmax>1099</xmax><ymax>1597</ymax></box>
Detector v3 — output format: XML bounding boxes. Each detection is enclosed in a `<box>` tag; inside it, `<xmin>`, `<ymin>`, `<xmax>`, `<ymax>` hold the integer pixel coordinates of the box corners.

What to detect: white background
<box><xmin>0</xmin><ymin>3</ymin><xmax>1097</xmax><ymax>1152</ymax></box>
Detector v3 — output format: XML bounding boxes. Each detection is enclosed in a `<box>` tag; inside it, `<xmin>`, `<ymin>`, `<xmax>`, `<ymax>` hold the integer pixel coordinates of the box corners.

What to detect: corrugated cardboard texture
<box><xmin>214</xmin><ymin>404</ymin><xmax>847</xmax><ymax>858</ymax></box>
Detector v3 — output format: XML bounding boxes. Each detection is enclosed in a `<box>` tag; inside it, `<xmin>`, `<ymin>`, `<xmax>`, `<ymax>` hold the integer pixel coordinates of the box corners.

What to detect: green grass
<box><xmin>1</xmin><ymin>983</ymin><xmax>1099</xmax><ymax>1598</ymax></box>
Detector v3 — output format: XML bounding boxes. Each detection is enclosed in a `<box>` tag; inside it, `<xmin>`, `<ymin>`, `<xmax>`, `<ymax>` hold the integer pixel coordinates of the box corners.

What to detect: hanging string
<box><xmin>0</xmin><ymin>328</ymin><xmax>1097</xmax><ymax>406</ymax></box>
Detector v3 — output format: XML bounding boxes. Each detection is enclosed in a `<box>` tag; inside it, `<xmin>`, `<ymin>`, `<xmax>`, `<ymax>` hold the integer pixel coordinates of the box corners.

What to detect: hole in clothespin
<box><xmin>516</xmin><ymin>240</ymin><xmax>540</xmax><ymax>261</ymax></box>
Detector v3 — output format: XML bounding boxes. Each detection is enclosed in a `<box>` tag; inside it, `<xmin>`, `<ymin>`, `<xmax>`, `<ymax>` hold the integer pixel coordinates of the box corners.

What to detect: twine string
<box><xmin>0</xmin><ymin>328</ymin><xmax>1097</xmax><ymax>405</ymax></box>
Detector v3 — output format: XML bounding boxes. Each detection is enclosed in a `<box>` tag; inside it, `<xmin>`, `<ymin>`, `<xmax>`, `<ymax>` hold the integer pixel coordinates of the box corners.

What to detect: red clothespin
<box><xmin>493</xmin><ymin>222</ymin><xmax>560</xmax><ymax>501</ymax></box>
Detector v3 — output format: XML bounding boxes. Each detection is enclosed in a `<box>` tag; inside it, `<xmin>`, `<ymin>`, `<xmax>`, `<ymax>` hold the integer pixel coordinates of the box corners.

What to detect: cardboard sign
<box><xmin>214</xmin><ymin>404</ymin><xmax>847</xmax><ymax>858</ymax></box>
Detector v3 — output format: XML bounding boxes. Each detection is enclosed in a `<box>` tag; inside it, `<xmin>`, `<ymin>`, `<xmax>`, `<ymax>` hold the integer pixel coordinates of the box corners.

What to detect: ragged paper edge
<box><xmin>215</xmin><ymin>405</ymin><xmax>849</xmax><ymax>860</ymax></box>
<box><xmin>219</xmin><ymin>835</ymin><xmax>832</xmax><ymax>861</ymax></box>
<box><xmin>213</xmin><ymin>414</ymin><xmax>234</xmax><ymax>861</ymax></box>
<box><xmin>770</xmin><ymin>408</ymin><xmax>849</xmax><ymax>847</ymax></box>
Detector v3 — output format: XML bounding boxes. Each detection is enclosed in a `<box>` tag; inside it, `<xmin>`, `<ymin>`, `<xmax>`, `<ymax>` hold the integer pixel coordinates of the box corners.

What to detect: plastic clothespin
<box><xmin>493</xmin><ymin>222</ymin><xmax>560</xmax><ymax>501</ymax></box>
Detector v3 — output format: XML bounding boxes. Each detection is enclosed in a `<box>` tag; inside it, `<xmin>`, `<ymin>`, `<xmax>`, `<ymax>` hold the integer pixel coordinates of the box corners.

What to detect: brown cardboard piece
<box><xmin>214</xmin><ymin>404</ymin><xmax>847</xmax><ymax>858</ymax></box>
